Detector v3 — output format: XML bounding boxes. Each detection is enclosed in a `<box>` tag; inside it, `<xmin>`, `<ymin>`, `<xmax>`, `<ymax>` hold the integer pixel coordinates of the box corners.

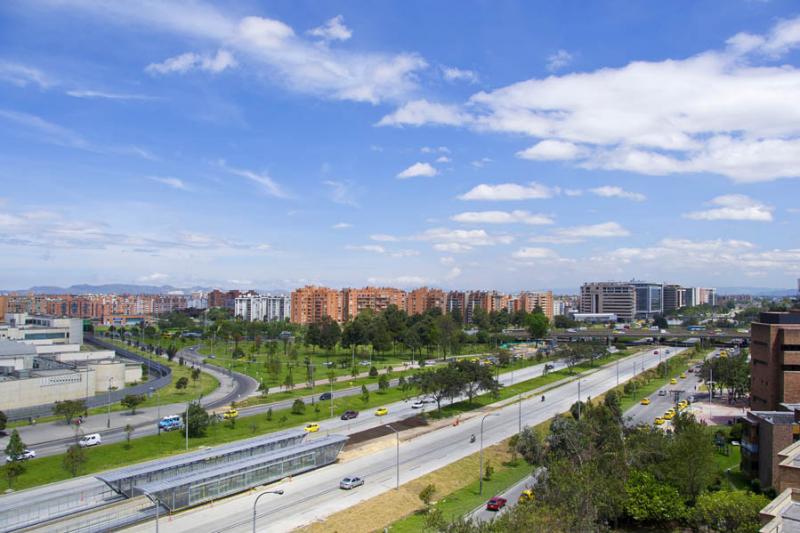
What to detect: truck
<box><xmin>158</xmin><ymin>415</ymin><xmax>184</xmax><ymax>432</ymax></box>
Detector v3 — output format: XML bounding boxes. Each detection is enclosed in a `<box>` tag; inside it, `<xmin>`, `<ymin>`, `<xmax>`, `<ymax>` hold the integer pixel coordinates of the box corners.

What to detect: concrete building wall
<box><xmin>0</xmin><ymin>369</ymin><xmax>94</xmax><ymax>410</ymax></box>
<box><xmin>751</xmin><ymin>311</ymin><xmax>800</xmax><ymax>411</ymax></box>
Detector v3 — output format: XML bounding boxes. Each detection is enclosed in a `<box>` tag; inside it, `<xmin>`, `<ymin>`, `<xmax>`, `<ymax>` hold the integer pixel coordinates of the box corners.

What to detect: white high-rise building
<box><xmin>235</xmin><ymin>294</ymin><xmax>291</xmax><ymax>322</ymax></box>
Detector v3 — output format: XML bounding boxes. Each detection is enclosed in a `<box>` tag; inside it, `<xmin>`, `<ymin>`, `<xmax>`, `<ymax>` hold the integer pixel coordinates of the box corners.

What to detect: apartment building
<box><xmin>751</xmin><ymin>310</ymin><xmax>800</xmax><ymax>411</ymax></box>
<box><xmin>740</xmin><ymin>409</ymin><xmax>800</xmax><ymax>489</ymax></box>
<box><xmin>685</xmin><ymin>287</ymin><xmax>716</xmax><ymax>307</ymax></box>
<box><xmin>446</xmin><ymin>291</ymin><xmax>466</xmax><ymax>318</ymax></box>
<box><xmin>513</xmin><ymin>291</ymin><xmax>554</xmax><ymax>320</ymax></box>
<box><xmin>405</xmin><ymin>287</ymin><xmax>446</xmax><ymax>316</ymax></box>
<box><xmin>235</xmin><ymin>293</ymin><xmax>291</xmax><ymax>322</ymax></box>
<box><xmin>663</xmin><ymin>284</ymin><xmax>687</xmax><ymax>313</ymax></box>
<box><xmin>207</xmin><ymin>289</ymin><xmax>241</xmax><ymax>310</ymax></box>
<box><xmin>341</xmin><ymin>287</ymin><xmax>406</xmax><ymax>320</ymax></box>
<box><xmin>0</xmin><ymin>295</ymin><xmax>6</xmax><ymax>322</ymax></box>
<box><xmin>290</xmin><ymin>286</ymin><xmax>343</xmax><ymax>325</ymax></box>
<box><xmin>580</xmin><ymin>282</ymin><xmax>636</xmax><ymax>322</ymax></box>
<box><xmin>631</xmin><ymin>281</ymin><xmax>663</xmax><ymax>319</ymax></box>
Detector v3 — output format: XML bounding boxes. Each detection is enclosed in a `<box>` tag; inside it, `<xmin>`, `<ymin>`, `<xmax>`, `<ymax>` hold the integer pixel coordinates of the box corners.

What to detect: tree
<box><xmin>319</xmin><ymin>317</ymin><xmax>342</xmax><ymax>353</ymax></box>
<box><xmin>283</xmin><ymin>372</ymin><xmax>295</xmax><ymax>391</ymax></box>
<box><xmin>291</xmin><ymin>398</ymin><xmax>306</xmax><ymax>415</ymax></box>
<box><xmin>124</xmin><ymin>424</ymin><xmax>134</xmax><ymax>449</ymax></box>
<box><xmin>4</xmin><ymin>429</ymin><xmax>26</xmax><ymax>462</ymax></box>
<box><xmin>0</xmin><ymin>410</ymin><xmax>6</xmax><ymax>431</ymax></box>
<box><xmin>693</xmin><ymin>490</ymin><xmax>768</xmax><ymax>533</ymax></box>
<box><xmin>453</xmin><ymin>360</ymin><xmax>499</xmax><ymax>404</ymax></box>
<box><xmin>166</xmin><ymin>344</ymin><xmax>178</xmax><ymax>362</ymax></box>
<box><xmin>54</xmin><ymin>399</ymin><xmax>86</xmax><ymax>425</ymax></box>
<box><xmin>191</xmin><ymin>367</ymin><xmax>201</xmax><ymax>387</ymax></box>
<box><xmin>603</xmin><ymin>389</ymin><xmax>623</xmax><ymax>420</ymax></box>
<box><xmin>361</xmin><ymin>384</ymin><xmax>370</xmax><ymax>404</ymax></box>
<box><xmin>516</xmin><ymin>426</ymin><xmax>546</xmax><ymax>465</ymax></box>
<box><xmin>4</xmin><ymin>458</ymin><xmax>24</xmax><ymax>489</ymax></box>
<box><xmin>369</xmin><ymin>315</ymin><xmax>393</xmax><ymax>354</ymax></box>
<box><xmin>266</xmin><ymin>407</ymin><xmax>273</xmax><ymax>421</ymax></box>
<box><xmin>175</xmin><ymin>376</ymin><xmax>189</xmax><ymax>391</ymax></box>
<box><xmin>664</xmin><ymin>417</ymin><xmax>717</xmax><ymax>503</ymax></box>
<box><xmin>369</xmin><ymin>365</ymin><xmax>379</xmax><ymax>378</ymax></box>
<box><xmin>554</xmin><ymin>315</ymin><xmax>578</xmax><ymax>329</ymax></box>
<box><xmin>63</xmin><ymin>444</ymin><xmax>87</xmax><ymax>477</ymax></box>
<box><xmin>653</xmin><ymin>314</ymin><xmax>668</xmax><ymax>330</ymax></box>
<box><xmin>419</xmin><ymin>483</ymin><xmax>437</xmax><ymax>508</ymax></box>
<box><xmin>378</xmin><ymin>374</ymin><xmax>389</xmax><ymax>391</ymax></box>
<box><xmin>624</xmin><ymin>470</ymin><xmax>686</xmax><ymax>523</ymax></box>
<box><xmin>183</xmin><ymin>401</ymin><xmax>209</xmax><ymax>437</ymax></box>
<box><xmin>526</xmin><ymin>311</ymin><xmax>550</xmax><ymax>339</ymax></box>
<box><xmin>121</xmin><ymin>394</ymin><xmax>146</xmax><ymax>414</ymax></box>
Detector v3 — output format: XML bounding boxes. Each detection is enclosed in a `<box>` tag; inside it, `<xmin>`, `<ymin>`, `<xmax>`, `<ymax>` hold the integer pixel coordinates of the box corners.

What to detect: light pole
<box><xmin>386</xmin><ymin>424</ymin><xmax>400</xmax><ymax>489</ymax></box>
<box><xmin>518</xmin><ymin>393</ymin><xmax>522</xmax><ymax>433</ymax></box>
<box><xmin>330</xmin><ymin>379</ymin><xmax>334</xmax><ymax>418</ymax></box>
<box><xmin>479</xmin><ymin>413</ymin><xmax>499</xmax><ymax>495</ymax></box>
<box><xmin>577</xmin><ymin>379</ymin><xmax>582</xmax><ymax>419</ymax></box>
<box><xmin>142</xmin><ymin>490</ymin><xmax>160</xmax><ymax>533</ymax></box>
<box><xmin>616</xmin><ymin>359</ymin><xmax>619</xmax><ymax>386</ymax></box>
<box><xmin>185</xmin><ymin>400</ymin><xmax>190</xmax><ymax>451</ymax></box>
<box><xmin>252</xmin><ymin>489</ymin><xmax>284</xmax><ymax>532</ymax></box>
<box><xmin>106</xmin><ymin>377</ymin><xmax>114</xmax><ymax>428</ymax></box>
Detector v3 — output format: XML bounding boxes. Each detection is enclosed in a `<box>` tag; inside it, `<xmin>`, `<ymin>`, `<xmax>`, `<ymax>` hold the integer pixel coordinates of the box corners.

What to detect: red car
<box><xmin>486</xmin><ymin>497</ymin><xmax>507</xmax><ymax>511</ymax></box>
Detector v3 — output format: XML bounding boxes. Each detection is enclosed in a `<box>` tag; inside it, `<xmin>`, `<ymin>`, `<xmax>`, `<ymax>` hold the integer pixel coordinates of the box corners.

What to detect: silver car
<box><xmin>340</xmin><ymin>476</ymin><xmax>365</xmax><ymax>490</ymax></box>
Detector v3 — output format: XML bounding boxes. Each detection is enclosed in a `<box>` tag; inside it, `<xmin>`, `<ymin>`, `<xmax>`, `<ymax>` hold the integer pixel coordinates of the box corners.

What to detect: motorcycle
<box><xmin>469</xmin><ymin>434</ymin><xmax>476</xmax><ymax>443</ymax></box>
<box><xmin>541</xmin><ymin>395</ymin><xmax>545</xmax><ymax>402</ymax></box>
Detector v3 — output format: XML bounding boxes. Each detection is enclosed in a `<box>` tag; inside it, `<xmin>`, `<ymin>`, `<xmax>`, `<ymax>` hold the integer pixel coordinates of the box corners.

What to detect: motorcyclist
<box><xmin>541</xmin><ymin>395</ymin><xmax>545</xmax><ymax>402</ymax></box>
<box><xmin>470</xmin><ymin>433</ymin><xmax>476</xmax><ymax>443</ymax></box>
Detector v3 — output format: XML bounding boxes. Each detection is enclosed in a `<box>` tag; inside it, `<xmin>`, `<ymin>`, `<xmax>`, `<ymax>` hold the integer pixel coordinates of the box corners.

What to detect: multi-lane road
<box><xmin>120</xmin><ymin>346</ymin><xmax>680</xmax><ymax>532</ymax></box>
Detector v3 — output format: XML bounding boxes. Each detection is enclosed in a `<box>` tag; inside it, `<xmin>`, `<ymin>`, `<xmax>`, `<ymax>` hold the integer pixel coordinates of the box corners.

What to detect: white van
<box><xmin>79</xmin><ymin>433</ymin><xmax>102</xmax><ymax>447</ymax></box>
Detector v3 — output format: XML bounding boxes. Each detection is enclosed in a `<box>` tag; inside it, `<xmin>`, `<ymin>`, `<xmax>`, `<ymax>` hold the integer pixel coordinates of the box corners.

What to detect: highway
<box><xmin>119</xmin><ymin>347</ymin><xmax>681</xmax><ymax>533</ymax></box>
<box><xmin>468</xmin><ymin>473</ymin><xmax>535</xmax><ymax>524</ymax></box>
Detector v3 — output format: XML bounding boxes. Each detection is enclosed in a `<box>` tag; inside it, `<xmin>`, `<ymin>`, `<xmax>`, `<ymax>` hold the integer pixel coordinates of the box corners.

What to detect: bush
<box><xmin>291</xmin><ymin>399</ymin><xmax>306</xmax><ymax>415</ymax></box>
<box><xmin>483</xmin><ymin>462</ymin><xmax>494</xmax><ymax>481</ymax></box>
<box><xmin>183</xmin><ymin>401</ymin><xmax>210</xmax><ymax>437</ymax></box>
<box><xmin>266</xmin><ymin>407</ymin><xmax>273</xmax><ymax>421</ymax></box>
<box><xmin>369</xmin><ymin>366</ymin><xmax>379</xmax><ymax>378</ymax></box>
<box><xmin>419</xmin><ymin>483</ymin><xmax>436</xmax><ymax>507</ymax></box>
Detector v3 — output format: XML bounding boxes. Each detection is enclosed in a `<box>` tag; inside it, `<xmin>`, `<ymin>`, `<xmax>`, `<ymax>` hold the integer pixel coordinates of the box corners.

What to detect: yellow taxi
<box><xmin>223</xmin><ymin>409</ymin><xmax>239</xmax><ymax>419</ymax></box>
<box><xmin>678</xmin><ymin>401</ymin><xmax>688</xmax><ymax>411</ymax></box>
<box><xmin>680</xmin><ymin>373</ymin><xmax>687</xmax><ymax>379</ymax></box>
<box><xmin>304</xmin><ymin>423</ymin><xmax>320</xmax><ymax>433</ymax></box>
<box><xmin>518</xmin><ymin>489</ymin><xmax>535</xmax><ymax>503</ymax></box>
<box><xmin>670</xmin><ymin>378</ymin><xmax>677</xmax><ymax>385</ymax></box>
<box><xmin>640</xmin><ymin>398</ymin><xmax>651</xmax><ymax>406</ymax></box>
<box><xmin>663</xmin><ymin>409</ymin><xmax>676</xmax><ymax>420</ymax></box>
<box><xmin>375</xmin><ymin>407</ymin><xmax>389</xmax><ymax>416</ymax></box>
<box><xmin>654</xmin><ymin>417</ymin><xmax>665</xmax><ymax>426</ymax></box>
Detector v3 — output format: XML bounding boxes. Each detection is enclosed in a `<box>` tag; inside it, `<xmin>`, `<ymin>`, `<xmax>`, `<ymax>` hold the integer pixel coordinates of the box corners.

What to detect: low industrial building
<box><xmin>760</xmin><ymin>487</ymin><xmax>800</xmax><ymax>532</ymax></box>
<box><xmin>0</xmin><ymin>313</ymin><xmax>83</xmax><ymax>344</ymax></box>
<box><xmin>740</xmin><ymin>410</ymin><xmax>800</xmax><ymax>490</ymax></box>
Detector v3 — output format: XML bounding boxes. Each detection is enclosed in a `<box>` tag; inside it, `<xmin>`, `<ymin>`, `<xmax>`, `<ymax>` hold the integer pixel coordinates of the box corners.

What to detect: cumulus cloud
<box><xmin>307</xmin><ymin>15</ymin><xmax>352</xmax><ymax>42</ymax></box>
<box><xmin>442</xmin><ymin>66</ymin><xmax>478</xmax><ymax>83</ymax></box>
<box><xmin>511</xmin><ymin>247</ymin><xmax>562</xmax><ymax>260</ymax></box>
<box><xmin>146</xmin><ymin>49</ymin><xmax>237</xmax><ymax>74</ymax></box>
<box><xmin>378</xmin><ymin>100</ymin><xmax>472</xmax><ymax>127</ymax></box>
<box><xmin>370</xmin><ymin>234</ymin><xmax>399</xmax><ymax>242</ymax></box>
<box><xmin>546</xmin><ymin>49</ymin><xmax>573</xmax><ymax>71</ymax></box>
<box><xmin>397</xmin><ymin>162</ymin><xmax>438</xmax><ymax>179</ymax></box>
<box><xmin>531</xmin><ymin>222</ymin><xmax>630</xmax><ymax>244</ymax></box>
<box><xmin>684</xmin><ymin>194</ymin><xmax>773</xmax><ymax>222</ymax></box>
<box><xmin>378</xmin><ymin>16</ymin><xmax>800</xmax><ymax>182</ymax></box>
<box><xmin>436</xmin><ymin>156</ymin><xmax>451</xmax><ymax>163</ymax></box>
<box><xmin>458</xmin><ymin>182</ymin><xmax>558</xmax><ymax>201</ymax></box>
<box><xmin>417</xmin><ymin>227</ymin><xmax>514</xmax><ymax>248</ymax></box>
<box><xmin>589</xmin><ymin>186</ymin><xmax>646</xmax><ymax>202</ymax></box>
<box><xmin>451</xmin><ymin>210</ymin><xmax>554</xmax><ymax>225</ymax></box>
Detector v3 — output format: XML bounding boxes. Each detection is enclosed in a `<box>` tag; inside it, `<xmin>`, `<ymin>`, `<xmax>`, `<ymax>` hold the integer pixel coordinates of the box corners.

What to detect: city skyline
<box><xmin>1</xmin><ymin>1</ymin><xmax>799</xmax><ymax>290</ymax></box>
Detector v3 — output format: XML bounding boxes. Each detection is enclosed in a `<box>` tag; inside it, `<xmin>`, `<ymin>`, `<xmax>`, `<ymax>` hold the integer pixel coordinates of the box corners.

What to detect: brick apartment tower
<box><xmin>751</xmin><ymin>309</ymin><xmax>800</xmax><ymax>410</ymax></box>
<box><xmin>290</xmin><ymin>286</ymin><xmax>343</xmax><ymax>324</ymax></box>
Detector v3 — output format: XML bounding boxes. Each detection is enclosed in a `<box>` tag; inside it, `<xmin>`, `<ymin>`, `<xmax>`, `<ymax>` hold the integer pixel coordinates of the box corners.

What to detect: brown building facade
<box><xmin>513</xmin><ymin>291</ymin><xmax>554</xmax><ymax>320</ymax></box>
<box><xmin>341</xmin><ymin>287</ymin><xmax>406</xmax><ymax>320</ymax></box>
<box><xmin>751</xmin><ymin>310</ymin><xmax>800</xmax><ymax>411</ymax></box>
<box><xmin>290</xmin><ymin>286</ymin><xmax>343</xmax><ymax>325</ymax></box>
<box><xmin>405</xmin><ymin>287</ymin><xmax>446</xmax><ymax>316</ymax></box>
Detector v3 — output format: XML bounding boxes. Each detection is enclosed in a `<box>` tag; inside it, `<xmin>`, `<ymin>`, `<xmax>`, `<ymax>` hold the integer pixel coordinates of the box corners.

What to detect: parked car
<box><xmin>359</xmin><ymin>360</ymin><xmax>371</xmax><ymax>367</ymax></box>
<box><xmin>486</xmin><ymin>497</ymin><xmax>507</xmax><ymax>511</ymax></box>
<box><xmin>518</xmin><ymin>489</ymin><xmax>534</xmax><ymax>503</ymax></box>
<box><xmin>304</xmin><ymin>423</ymin><xmax>320</xmax><ymax>433</ymax></box>
<box><xmin>411</xmin><ymin>401</ymin><xmax>424</xmax><ymax>409</ymax></box>
<box><xmin>79</xmin><ymin>434</ymin><xmax>102</xmax><ymax>447</ymax></box>
<box><xmin>319</xmin><ymin>392</ymin><xmax>332</xmax><ymax>401</ymax></box>
<box><xmin>340</xmin><ymin>476</ymin><xmax>365</xmax><ymax>490</ymax></box>
<box><xmin>340</xmin><ymin>410</ymin><xmax>359</xmax><ymax>420</ymax></box>
<box><xmin>5</xmin><ymin>449</ymin><xmax>36</xmax><ymax>462</ymax></box>
<box><xmin>374</xmin><ymin>407</ymin><xmax>388</xmax><ymax>416</ymax></box>
<box><xmin>158</xmin><ymin>415</ymin><xmax>183</xmax><ymax>432</ymax></box>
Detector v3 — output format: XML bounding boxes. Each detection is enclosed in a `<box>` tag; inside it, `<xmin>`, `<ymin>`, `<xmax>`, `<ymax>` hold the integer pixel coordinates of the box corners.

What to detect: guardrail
<box><xmin>3</xmin><ymin>336</ymin><xmax>172</xmax><ymax>422</ymax></box>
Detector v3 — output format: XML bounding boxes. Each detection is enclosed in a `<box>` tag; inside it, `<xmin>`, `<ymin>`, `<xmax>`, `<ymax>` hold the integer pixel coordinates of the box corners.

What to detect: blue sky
<box><xmin>0</xmin><ymin>0</ymin><xmax>799</xmax><ymax>291</ymax></box>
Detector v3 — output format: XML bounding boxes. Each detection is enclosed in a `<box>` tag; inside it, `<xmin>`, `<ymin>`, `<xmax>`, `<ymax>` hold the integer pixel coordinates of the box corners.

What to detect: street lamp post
<box><xmin>107</xmin><ymin>377</ymin><xmax>114</xmax><ymax>428</ymax></box>
<box><xmin>252</xmin><ymin>489</ymin><xmax>284</xmax><ymax>532</ymax></box>
<box><xmin>518</xmin><ymin>393</ymin><xmax>522</xmax><ymax>433</ymax></box>
<box><xmin>330</xmin><ymin>379</ymin><xmax>334</xmax><ymax>418</ymax></box>
<box><xmin>185</xmin><ymin>400</ymin><xmax>189</xmax><ymax>451</ymax></box>
<box><xmin>577</xmin><ymin>379</ymin><xmax>582</xmax><ymax>419</ymax></box>
<box><xmin>142</xmin><ymin>491</ymin><xmax>160</xmax><ymax>533</ymax></box>
<box><xmin>479</xmin><ymin>413</ymin><xmax>500</xmax><ymax>495</ymax></box>
<box><xmin>386</xmin><ymin>424</ymin><xmax>400</xmax><ymax>489</ymax></box>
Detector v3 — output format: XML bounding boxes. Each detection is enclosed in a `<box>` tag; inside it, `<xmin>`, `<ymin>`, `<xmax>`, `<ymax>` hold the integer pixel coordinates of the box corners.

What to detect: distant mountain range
<box><xmin>0</xmin><ymin>283</ymin><xmax>796</xmax><ymax>298</ymax></box>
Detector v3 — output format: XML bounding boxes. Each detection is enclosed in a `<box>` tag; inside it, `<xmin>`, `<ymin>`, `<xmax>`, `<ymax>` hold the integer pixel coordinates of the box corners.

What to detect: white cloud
<box><xmin>531</xmin><ymin>222</ymin><xmax>630</xmax><ymax>244</ymax></box>
<box><xmin>370</xmin><ymin>234</ymin><xmax>399</xmax><ymax>242</ymax></box>
<box><xmin>564</xmin><ymin>189</ymin><xmax>583</xmax><ymax>197</ymax></box>
<box><xmin>0</xmin><ymin>61</ymin><xmax>53</xmax><ymax>88</ymax></box>
<box><xmin>512</xmin><ymin>247</ymin><xmax>561</xmax><ymax>260</ymax></box>
<box><xmin>139</xmin><ymin>272</ymin><xmax>169</xmax><ymax>283</ymax></box>
<box><xmin>367</xmin><ymin>275</ymin><xmax>429</xmax><ymax>286</ymax></box>
<box><xmin>397</xmin><ymin>162</ymin><xmax>438</xmax><ymax>179</ymax></box>
<box><xmin>308</xmin><ymin>15</ymin><xmax>352</xmax><ymax>42</ymax></box>
<box><xmin>146</xmin><ymin>49</ymin><xmax>237</xmax><ymax>75</ymax></box>
<box><xmin>332</xmin><ymin>222</ymin><xmax>352</xmax><ymax>229</ymax></box>
<box><xmin>451</xmin><ymin>210</ymin><xmax>554</xmax><ymax>225</ymax></box>
<box><xmin>148</xmin><ymin>176</ymin><xmax>189</xmax><ymax>190</ymax></box>
<box><xmin>546</xmin><ymin>49</ymin><xmax>573</xmax><ymax>71</ymax></box>
<box><xmin>433</xmin><ymin>243</ymin><xmax>473</xmax><ymax>253</ymax></box>
<box><xmin>517</xmin><ymin>140</ymin><xmax>583</xmax><ymax>161</ymax></box>
<box><xmin>471</xmin><ymin>157</ymin><xmax>492</xmax><ymax>168</ymax></box>
<box><xmin>444</xmin><ymin>266</ymin><xmax>462</xmax><ymax>280</ymax></box>
<box><xmin>64</xmin><ymin>2</ymin><xmax>425</xmax><ymax>104</ymax></box>
<box><xmin>442</xmin><ymin>66</ymin><xmax>478</xmax><ymax>83</ymax></box>
<box><xmin>440</xmin><ymin>256</ymin><xmax>455</xmax><ymax>265</ymax></box>
<box><xmin>323</xmin><ymin>180</ymin><xmax>359</xmax><ymax>206</ymax></box>
<box><xmin>0</xmin><ymin>109</ymin><xmax>91</xmax><ymax>150</ymax></box>
<box><xmin>684</xmin><ymin>194</ymin><xmax>773</xmax><ymax>222</ymax></box>
<box><xmin>346</xmin><ymin>244</ymin><xmax>386</xmax><ymax>254</ymax></box>
<box><xmin>378</xmin><ymin>16</ymin><xmax>800</xmax><ymax>182</ymax></box>
<box><xmin>436</xmin><ymin>156</ymin><xmax>451</xmax><ymax>163</ymax></box>
<box><xmin>66</xmin><ymin>90</ymin><xmax>154</xmax><ymax>100</ymax></box>
<box><xmin>458</xmin><ymin>182</ymin><xmax>558</xmax><ymax>201</ymax></box>
<box><xmin>589</xmin><ymin>186</ymin><xmax>646</xmax><ymax>202</ymax></box>
<box><xmin>219</xmin><ymin>160</ymin><xmax>289</xmax><ymax>198</ymax></box>
<box><xmin>417</xmin><ymin>227</ymin><xmax>514</xmax><ymax>248</ymax></box>
<box><xmin>378</xmin><ymin>100</ymin><xmax>472</xmax><ymax>127</ymax></box>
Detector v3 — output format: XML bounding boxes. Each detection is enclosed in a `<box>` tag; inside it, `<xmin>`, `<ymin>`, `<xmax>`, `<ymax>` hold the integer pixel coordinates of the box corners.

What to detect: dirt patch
<box><xmin>345</xmin><ymin>415</ymin><xmax>429</xmax><ymax>449</ymax></box>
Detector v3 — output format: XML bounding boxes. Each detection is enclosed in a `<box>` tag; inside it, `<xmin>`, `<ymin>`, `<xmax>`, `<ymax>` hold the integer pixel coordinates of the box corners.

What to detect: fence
<box><xmin>3</xmin><ymin>336</ymin><xmax>172</xmax><ymax>421</ymax></box>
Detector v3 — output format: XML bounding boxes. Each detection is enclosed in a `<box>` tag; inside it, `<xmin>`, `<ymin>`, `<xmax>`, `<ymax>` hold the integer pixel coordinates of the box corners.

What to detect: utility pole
<box><xmin>387</xmin><ymin>424</ymin><xmax>400</xmax><ymax>489</ymax></box>
<box><xmin>479</xmin><ymin>413</ymin><xmax>499</xmax><ymax>495</ymax></box>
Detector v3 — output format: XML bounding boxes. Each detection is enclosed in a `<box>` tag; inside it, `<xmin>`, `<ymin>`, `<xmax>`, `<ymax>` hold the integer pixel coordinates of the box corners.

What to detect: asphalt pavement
<box><xmin>468</xmin><ymin>474</ymin><xmax>534</xmax><ymax>524</ymax></box>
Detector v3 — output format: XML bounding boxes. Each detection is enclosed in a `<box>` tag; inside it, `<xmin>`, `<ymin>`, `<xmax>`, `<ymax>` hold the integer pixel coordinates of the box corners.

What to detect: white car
<box><xmin>411</xmin><ymin>401</ymin><xmax>424</xmax><ymax>409</ymax></box>
<box><xmin>340</xmin><ymin>476</ymin><xmax>365</xmax><ymax>490</ymax></box>
<box><xmin>5</xmin><ymin>449</ymin><xmax>35</xmax><ymax>461</ymax></box>
<box><xmin>79</xmin><ymin>433</ymin><xmax>102</xmax><ymax>447</ymax></box>
<box><xmin>422</xmin><ymin>397</ymin><xmax>437</xmax><ymax>404</ymax></box>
